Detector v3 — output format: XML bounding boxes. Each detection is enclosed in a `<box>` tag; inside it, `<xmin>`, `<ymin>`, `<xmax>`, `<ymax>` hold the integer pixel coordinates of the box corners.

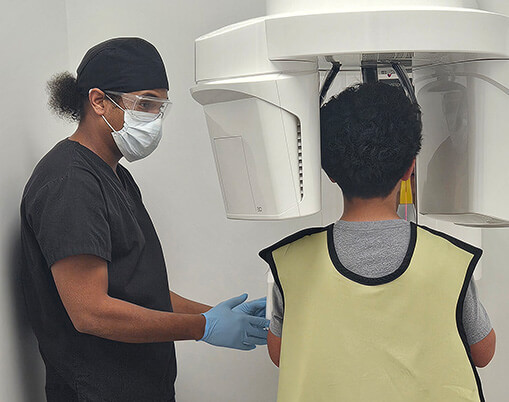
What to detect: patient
<box><xmin>260</xmin><ymin>82</ymin><xmax>495</xmax><ymax>402</ymax></box>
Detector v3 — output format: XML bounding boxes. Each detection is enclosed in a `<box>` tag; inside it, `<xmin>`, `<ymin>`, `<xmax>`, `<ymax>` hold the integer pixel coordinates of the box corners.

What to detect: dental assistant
<box><xmin>20</xmin><ymin>37</ymin><xmax>268</xmax><ymax>402</ymax></box>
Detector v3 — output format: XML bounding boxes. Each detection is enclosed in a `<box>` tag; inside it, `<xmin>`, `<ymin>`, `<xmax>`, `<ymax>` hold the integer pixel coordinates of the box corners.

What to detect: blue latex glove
<box><xmin>200</xmin><ymin>294</ymin><xmax>270</xmax><ymax>350</ymax></box>
<box><xmin>233</xmin><ymin>296</ymin><xmax>266</xmax><ymax>318</ymax></box>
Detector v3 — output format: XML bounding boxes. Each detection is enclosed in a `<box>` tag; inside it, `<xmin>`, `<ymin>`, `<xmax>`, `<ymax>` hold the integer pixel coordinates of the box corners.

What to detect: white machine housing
<box><xmin>192</xmin><ymin>0</ymin><xmax>509</xmax><ymax>225</ymax></box>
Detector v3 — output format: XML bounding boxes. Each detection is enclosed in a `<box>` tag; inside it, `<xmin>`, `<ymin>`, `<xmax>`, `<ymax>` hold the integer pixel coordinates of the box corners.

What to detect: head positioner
<box><xmin>76</xmin><ymin>37</ymin><xmax>169</xmax><ymax>95</ymax></box>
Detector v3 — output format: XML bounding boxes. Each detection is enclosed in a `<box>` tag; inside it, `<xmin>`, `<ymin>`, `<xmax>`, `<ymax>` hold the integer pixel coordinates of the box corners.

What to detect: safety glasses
<box><xmin>105</xmin><ymin>90</ymin><xmax>172</xmax><ymax>122</ymax></box>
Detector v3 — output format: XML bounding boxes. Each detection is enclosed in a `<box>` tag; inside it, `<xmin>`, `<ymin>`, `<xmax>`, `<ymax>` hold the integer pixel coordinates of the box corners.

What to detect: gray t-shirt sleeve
<box><xmin>463</xmin><ymin>279</ymin><xmax>492</xmax><ymax>345</ymax></box>
<box><xmin>269</xmin><ymin>283</ymin><xmax>284</xmax><ymax>337</ymax></box>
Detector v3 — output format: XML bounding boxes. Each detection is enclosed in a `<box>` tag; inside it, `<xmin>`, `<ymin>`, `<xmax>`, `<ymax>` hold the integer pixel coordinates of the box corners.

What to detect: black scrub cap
<box><xmin>76</xmin><ymin>37</ymin><xmax>169</xmax><ymax>95</ymax></box>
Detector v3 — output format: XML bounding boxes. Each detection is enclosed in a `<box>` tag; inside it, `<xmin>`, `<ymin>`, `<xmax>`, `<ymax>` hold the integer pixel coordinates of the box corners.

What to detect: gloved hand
<box><xmin>200</xmin><ymin>294</ymin><xmax>270</xmax><ymax>350</ymax></box>
<box><xmin>232</xmin><ymin>296</ymin><xmax>266</xmax><ymax>318</ymax></box>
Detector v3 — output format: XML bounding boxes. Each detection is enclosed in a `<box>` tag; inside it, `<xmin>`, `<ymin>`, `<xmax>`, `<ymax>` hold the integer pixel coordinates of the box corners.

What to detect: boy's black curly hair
<box><xmin>320</xmin><ymin>82</ymin><xmax>422</xmax><ymax>199</ymax></box>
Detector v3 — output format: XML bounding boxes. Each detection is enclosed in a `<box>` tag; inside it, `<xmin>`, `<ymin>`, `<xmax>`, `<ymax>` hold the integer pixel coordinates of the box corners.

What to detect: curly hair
<box><xmin>320</xmin><ymin>82</ymin><xmax>422</xmax><ymax>199</ymax></box>
<box><xmin>47</xmin><ymin>72</ymin><xmax>87</xmax><ymax>122</ymax></box>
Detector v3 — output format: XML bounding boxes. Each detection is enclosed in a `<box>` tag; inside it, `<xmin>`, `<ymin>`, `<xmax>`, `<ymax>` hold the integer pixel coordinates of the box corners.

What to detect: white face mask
<box><xmin>102</xmin><ymin>110</ymin><xmax>163</xmax><ymax>162</ymax></box>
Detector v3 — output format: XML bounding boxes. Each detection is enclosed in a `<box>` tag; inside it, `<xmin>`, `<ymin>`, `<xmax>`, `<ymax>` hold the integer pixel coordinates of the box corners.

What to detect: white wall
<box><xmin>0</xmin><ymin>1</ymin><xmax>71</xmax><ymax>400</ymax></box>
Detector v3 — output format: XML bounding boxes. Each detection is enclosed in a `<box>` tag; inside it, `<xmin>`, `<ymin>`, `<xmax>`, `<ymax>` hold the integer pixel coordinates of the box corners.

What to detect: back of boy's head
<box><xmin>320</xmin><ymin>82</ymin><xmax>422</xmax><ymax>199</ymax></box>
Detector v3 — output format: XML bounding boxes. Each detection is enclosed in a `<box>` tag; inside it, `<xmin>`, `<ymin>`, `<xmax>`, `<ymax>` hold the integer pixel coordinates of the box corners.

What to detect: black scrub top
<box><xmin>20</xmin><ymin>139</ymin><xmax>176</xmax><ymax>402</ymax></box>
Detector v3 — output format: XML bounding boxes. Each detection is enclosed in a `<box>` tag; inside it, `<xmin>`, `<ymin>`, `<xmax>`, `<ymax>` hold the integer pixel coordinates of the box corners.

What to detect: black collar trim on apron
<box><xmin>327</xmin><ymin>222</ymin><xmax>417</xmax><ymax>286</ymax></box>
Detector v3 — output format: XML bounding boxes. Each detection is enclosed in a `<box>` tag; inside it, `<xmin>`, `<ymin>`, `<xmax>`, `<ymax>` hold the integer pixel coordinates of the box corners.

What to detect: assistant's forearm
<box><xmin>170</xmin><ymin>291</ymin><xmax>212</xmax><ymax>314</ymax></box>
<box><xmin>80</xmin><ymin>295</ymin><xmax>206</xmax><ymax>343</ymax></box>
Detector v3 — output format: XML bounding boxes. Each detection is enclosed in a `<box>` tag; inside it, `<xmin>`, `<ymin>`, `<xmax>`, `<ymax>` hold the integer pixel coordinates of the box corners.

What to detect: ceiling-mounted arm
<box><xmin>320</xmin><ymin>56</ymin><xmax>342</xmax><ymax>106</ymax></box>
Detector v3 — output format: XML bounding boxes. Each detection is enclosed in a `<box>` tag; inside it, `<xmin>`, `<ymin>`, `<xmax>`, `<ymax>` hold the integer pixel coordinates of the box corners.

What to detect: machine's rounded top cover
<box><xmin>266</xmin><ymin>0</ymin><xmax>480</xmax><ymax>15</ymax></box>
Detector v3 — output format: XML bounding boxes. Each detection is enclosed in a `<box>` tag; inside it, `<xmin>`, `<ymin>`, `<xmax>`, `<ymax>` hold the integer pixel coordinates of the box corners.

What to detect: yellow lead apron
<box><xmin>260</xmin><ymin>223</ymin><xmax>484</xmax><ymax>402</ymax></box>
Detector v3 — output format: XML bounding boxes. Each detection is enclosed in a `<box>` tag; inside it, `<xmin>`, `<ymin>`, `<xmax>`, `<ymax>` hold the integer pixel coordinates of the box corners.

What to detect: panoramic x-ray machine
<box><xmin>191</xmin><ymin>0</ymin><xmax>508</xmax><ymax>314</ymax></box>
<box><xmin>192</xmin><ymin>0</ymin><xmax>509</xmax><ymax>227</ymax></box>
